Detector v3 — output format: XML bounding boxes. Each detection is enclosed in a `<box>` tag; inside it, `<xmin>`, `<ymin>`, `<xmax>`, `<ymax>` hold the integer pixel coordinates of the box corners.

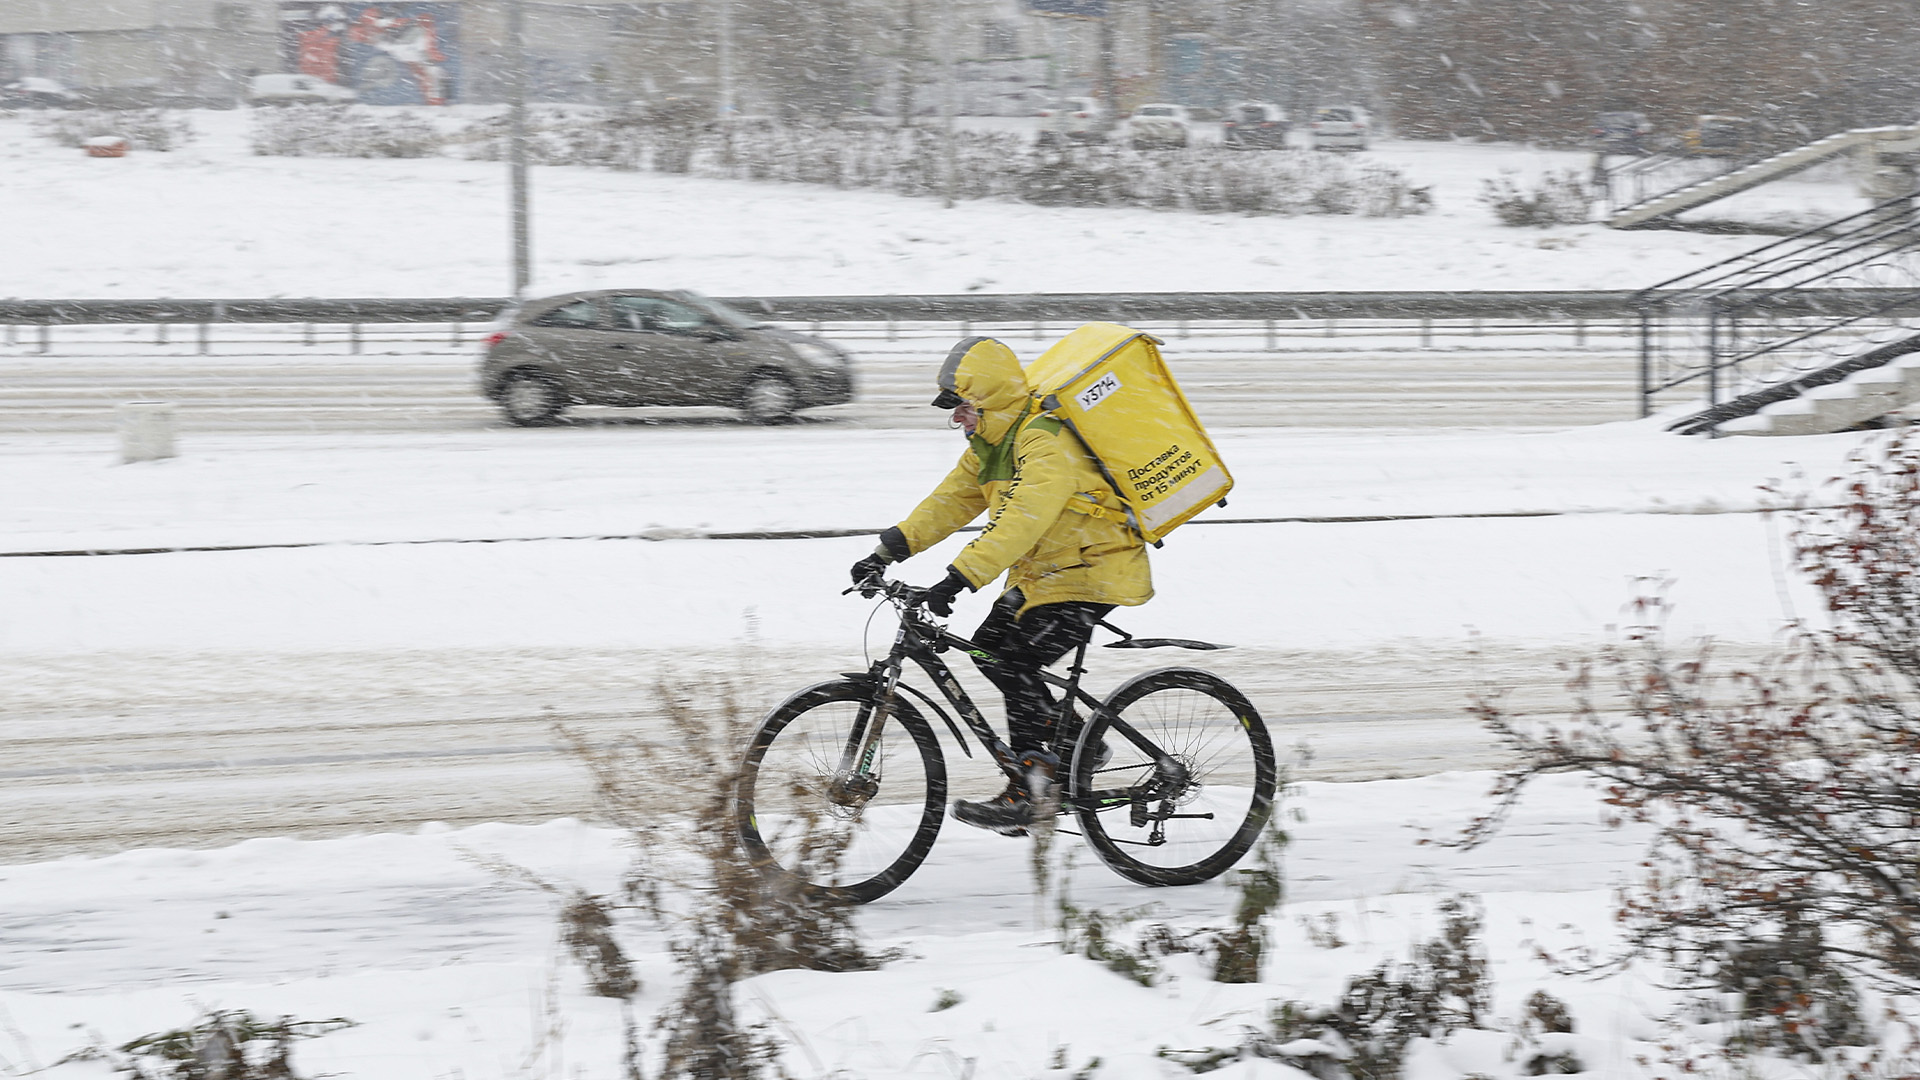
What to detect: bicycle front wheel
<box><xmin>736</xmin><ymin>679</ymin><xmax>946</xmax><ymax>905</ymax></box>
<box><xmin>1070</xmin><ymin>667</ymin><xmax>1276</xmax><ymax>887</ymax></box>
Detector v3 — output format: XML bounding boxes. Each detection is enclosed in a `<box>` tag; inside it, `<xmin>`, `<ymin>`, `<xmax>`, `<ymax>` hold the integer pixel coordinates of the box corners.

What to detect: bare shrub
<box><xmin>106</xmin><ymin>1011</ymin><xmax>353</xmax><ymax>1080</ymax></box>
<box><xmin>560</xmin><ymin>889</ymin><xmax>641</xmax><ymax>998</ymax></box>
<box><xmin>559</xmin><ymin>675</ymin><xmax>890</xmax><ymax>1079</ymax></box>
<box><xmin>1467</xmin><ymin>431</ymin><xmax>1920</xmax><ymax>1059</ymax></box>
<box><xmin>1478</xmin><ymin>169</ymin><xmax>1591</xmax><ymax>226</ymax></box>
<box><xmin>31</xmin><ymin>109</ymin><xmax>193</xmax><ymax>151</ymax></box>
<box><xmin>1211</xmin><ymin>816</ymin><xmax>1286</xmax><ymax>983</ymax></box>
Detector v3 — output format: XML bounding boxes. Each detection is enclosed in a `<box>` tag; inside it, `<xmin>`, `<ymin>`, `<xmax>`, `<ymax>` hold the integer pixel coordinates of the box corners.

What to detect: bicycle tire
<box><xmin>736</xmin><ymin>679</ymin><xmax>946</xmax><ymax>904</ymax></box>
<box><xmin>1069</xmin><ymin>667</ymin><xmax>1276</xmax><ymax>887</ymax></box>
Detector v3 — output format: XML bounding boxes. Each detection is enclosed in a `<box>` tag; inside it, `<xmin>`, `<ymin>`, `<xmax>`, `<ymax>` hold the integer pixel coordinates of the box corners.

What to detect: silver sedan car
<box><xmin>478</xmin><ymin>289</ymin><xmax>855</xmax><ymax>425</ymax></box>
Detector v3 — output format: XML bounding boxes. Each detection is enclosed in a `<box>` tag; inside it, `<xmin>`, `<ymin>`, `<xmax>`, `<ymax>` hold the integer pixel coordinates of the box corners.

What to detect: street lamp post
<box><xmin>508</xmin><ymin>0</ymin><xmax>531</xmax><ymax>298</ymax></box>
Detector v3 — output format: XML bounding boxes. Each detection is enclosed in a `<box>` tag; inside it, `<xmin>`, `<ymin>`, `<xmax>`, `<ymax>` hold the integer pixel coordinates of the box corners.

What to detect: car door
<box><xmin>603</xmin><ymin>294</ymin><xmax>737</xmax><ymax>405</ymax></box>
<box><xmin>517</xmin><ymin>297</ymin><xmax>636</xmax><ymax>405</ymax></box>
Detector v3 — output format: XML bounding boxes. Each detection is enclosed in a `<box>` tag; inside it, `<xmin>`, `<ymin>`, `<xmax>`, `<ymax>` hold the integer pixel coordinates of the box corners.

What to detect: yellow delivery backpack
<box><xmin>1025</xmin><ymin>322</ymin><xmax>1232</xmax><ymax>545</ymax></box>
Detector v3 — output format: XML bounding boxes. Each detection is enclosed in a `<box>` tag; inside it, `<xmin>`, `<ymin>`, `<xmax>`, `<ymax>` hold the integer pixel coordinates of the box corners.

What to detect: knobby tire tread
<box><xmin>1070</xmin><ymin>667</ymin><xmax>1277</xmax><ymax>887</ymax></box>
<box><xmin>736</xmin><ymin>679</ymin><xmax>946</xmax><ymax>905</ymax></box>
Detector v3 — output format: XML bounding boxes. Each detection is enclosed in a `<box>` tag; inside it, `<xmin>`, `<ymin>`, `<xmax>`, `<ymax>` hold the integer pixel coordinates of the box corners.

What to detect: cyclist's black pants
<box><xmin>971</xmin><ymin>589</ymin><xmax>1115</xmax><ymax>756</ymax></box>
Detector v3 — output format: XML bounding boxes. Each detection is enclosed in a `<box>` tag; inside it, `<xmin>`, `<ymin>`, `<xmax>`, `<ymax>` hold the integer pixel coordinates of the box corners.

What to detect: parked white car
<box><xmin>247</xmin><ymin>73</ymin><xmax>358</xmax><ymax>106</ymax></box>
<box><xmin>1126</xmin><ymin>103</ymin><xmax>1192</xmax><ymax>150</ymax></box>
<box><xmin>1308</xmin><ymin>105</ymin><xmax>1371</xmax><ymax>151</ymax></box>
<box><xmin>1036</xmin><ymin>96</ymin><xmax>1106</xmax><ymax>145</ymax></box>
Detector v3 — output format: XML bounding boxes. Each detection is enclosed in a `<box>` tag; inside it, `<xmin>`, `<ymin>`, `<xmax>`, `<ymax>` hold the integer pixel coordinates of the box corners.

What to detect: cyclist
<box><xmin>849</xmin><ymin>336</ymin><xmax>1152</xmax><ymax>834</ymax></box>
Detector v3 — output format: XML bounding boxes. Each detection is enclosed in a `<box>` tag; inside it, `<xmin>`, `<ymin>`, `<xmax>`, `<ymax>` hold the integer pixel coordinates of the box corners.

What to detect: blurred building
<box><xmin>0</xmin><ymin>0</ymin><xmax>1234</xmax><ymax>116</ymax></box>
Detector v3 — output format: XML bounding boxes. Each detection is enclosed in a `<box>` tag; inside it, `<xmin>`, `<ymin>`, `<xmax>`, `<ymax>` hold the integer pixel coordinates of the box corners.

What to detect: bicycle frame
<box><xmin>839</xmin><ymin>585</ymin><xmax>1191</xmax><ymax>819</ymax></box>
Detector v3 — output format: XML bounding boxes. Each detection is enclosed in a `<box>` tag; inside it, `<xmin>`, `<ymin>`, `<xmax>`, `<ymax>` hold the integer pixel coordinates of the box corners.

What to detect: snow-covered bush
<box><xmin>1478</xmin><ymin>169</ymin><xmax>1591</xmax><ymax>226</ymax></box>
<box><xmin>31</xmin><ymin>108</ymin><xmax>194</xmax><ymax>151</ymax></box>
<box><xmin>249</xmin><ymin>106</ymin><xmax>442</xmax><ymax>158</ymax></box>
<box><xmin>1164</xmin><ymin>895</ymin><xmax>1495</xmax><ymax>1080</ymax></box>
<box><xmin>455</xmin><ymin>111</ymin><xmax>1434</xmax><ymax>218</ymax></box>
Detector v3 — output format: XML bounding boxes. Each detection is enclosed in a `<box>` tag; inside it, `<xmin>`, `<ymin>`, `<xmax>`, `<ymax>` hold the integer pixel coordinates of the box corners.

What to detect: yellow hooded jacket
<box><xmin>894</xmin><ymin>338</ymin><xmax>1153</xmax><ymax>616</ymax></box>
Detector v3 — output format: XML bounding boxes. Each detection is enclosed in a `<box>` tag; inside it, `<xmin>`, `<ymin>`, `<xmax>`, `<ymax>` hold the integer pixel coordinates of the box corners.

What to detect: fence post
<box><xmin>451</xmin><ymin>321</ymin><xmax>463</xmax><ymax>347</ymax></box>
<box><xmin>38</xmin><ymin>324</ymin><xmax>50</xmax><ymax>354</ymax></box>
<box><xmin>350</xmin><ymin>322</ymin><xmax>362</xmax><ymax>355</ymax></box>
<box><xmin>1264</xmin><ymin>318</ymin><xmax>1275</xmax><ymax>351</ymax></box>
<box><xmin>198</xmin><ymin>322</ymin><xmax>210</xmax><ymax>356</ymax></box>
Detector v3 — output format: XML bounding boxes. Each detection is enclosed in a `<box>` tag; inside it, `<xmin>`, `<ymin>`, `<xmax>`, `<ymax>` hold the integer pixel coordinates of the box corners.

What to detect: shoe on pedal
<box><xmin>951</xmin><ymin>783</ymin><xmax>1035</xmax><ymax>835</ymax></box>
<box><xmin>952</xmin><ymin>750</ymin><xmax>1057</xmax><ymax>836</ymax></box>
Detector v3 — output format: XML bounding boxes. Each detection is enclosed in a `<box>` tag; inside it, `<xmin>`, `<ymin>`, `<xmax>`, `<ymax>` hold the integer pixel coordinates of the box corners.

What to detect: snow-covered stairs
<box><xmin>1669</xmin><ymin>329</ymin><xmax>1920</xmax><ymax>435</ymax></box>
<box><xmin>1610</xmin><ymin>126</ymin><xmax>1920</xmax><ymax>230</ymax></box>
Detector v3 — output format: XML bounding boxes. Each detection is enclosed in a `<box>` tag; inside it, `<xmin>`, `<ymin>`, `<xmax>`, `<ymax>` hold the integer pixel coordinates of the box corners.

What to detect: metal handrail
<box><xmin>0</xmin><ymin>291</ymin><xmax>1650</xmax><ymax>327</ymax></box>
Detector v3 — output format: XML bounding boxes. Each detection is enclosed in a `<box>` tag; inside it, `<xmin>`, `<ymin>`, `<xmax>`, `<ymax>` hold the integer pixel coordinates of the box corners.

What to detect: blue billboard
<box><xmin>1026</xmin><ymin>0</ymin><xmax>1107</xmax><ymax>17</ymax></box>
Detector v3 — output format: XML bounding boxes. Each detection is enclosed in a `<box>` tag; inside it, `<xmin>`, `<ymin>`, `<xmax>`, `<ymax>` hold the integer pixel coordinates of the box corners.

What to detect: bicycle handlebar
<box><xmin>843</xmin><ymin>572</ymin><xmax>931</xmax><ymax>609</ymax></box>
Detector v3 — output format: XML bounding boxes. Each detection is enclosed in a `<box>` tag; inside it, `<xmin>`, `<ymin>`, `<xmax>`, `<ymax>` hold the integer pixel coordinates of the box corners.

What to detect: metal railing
<box><xmin>0</xmin><ymin>290</ymin><xmax>1652</xmax><ymax>364</ymax></box>
<box><xmin>1633</xmin><ymin>193</ymin><xmax>1920</xmax><ymax>426</ymax></box>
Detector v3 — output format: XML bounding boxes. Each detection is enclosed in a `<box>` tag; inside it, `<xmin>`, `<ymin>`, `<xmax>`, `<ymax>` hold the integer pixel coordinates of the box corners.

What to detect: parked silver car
<box><xmin>478</xmin><ymin>289</ymin><xmax>855</xmax><ymax>425</ymax></box>
<box><xmin>1126</xmin><ymin>103</ymin><xmax>1193</xmax><ymax>149</ymax></box>
<box><xmin>1308</xmin><ymin>105</ymin><xmax>1371</xmax><ymax>151</ymax></box>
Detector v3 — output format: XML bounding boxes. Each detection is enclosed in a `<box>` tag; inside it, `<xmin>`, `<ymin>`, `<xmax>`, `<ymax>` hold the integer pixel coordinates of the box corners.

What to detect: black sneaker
<box><xmin>952</xmin><ymin>750</ymin><xmax>1057</xmax><ymax>836</ymax></box>
<box><xmin>951</xmin><ymin>782</ymin><xmax>1035</xmax><ymax>835</ymax></box>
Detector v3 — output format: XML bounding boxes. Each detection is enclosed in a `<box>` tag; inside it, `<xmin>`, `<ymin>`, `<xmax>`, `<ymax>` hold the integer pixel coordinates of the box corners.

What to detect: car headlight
<box><xmin>788</xmin><ymin>340</ymin><xmax>847</xmax><ymax>368</ymax></box>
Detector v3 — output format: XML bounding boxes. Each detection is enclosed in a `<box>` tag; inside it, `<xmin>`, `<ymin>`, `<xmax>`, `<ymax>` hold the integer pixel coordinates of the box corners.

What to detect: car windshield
<box><xmin>1317</xmin><ymin>108</ymin><xmax>1354</xmax><ymax>122</ymax></box>
<box><xmin>1236</xmin><ymin>106</ymin><xmax>1268</xmax><ymax>122</ymax></box>
<box><xmin>675</xmin><ymin>290</ymin><xmax>763</xmax><ymax>329</ymax></box>
<box><xmin>1138</xmin><ymin>107</ymin><xmax>1175</xmax><ymax>117</ymax></box>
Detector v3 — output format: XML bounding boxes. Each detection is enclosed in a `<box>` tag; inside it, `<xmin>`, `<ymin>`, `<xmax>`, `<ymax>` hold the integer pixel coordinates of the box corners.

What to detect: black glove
<box><xmin>850</xmin><ymin>527</ymin><xmax>912</xmax><ymax>586</ymax></box>
<box><xmin>923</xmin><ymin>567</ymin><xmax>972</xmax><ymax>617</ymax></box>
<box><xmin>849</xmin><ymin>551</ymin><xmax>891</xmax><ymax>586</ymax></box>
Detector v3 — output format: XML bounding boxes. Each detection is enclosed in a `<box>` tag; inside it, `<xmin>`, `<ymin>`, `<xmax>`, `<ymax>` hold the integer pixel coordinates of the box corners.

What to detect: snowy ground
<box><xmin>0</xmin><ymin>108</ymin><xmax>1876</xmax><ymax>301</ymax></box>
<box><xmin>0</xmin><ymin>109</ymin><xmax>1902</xmax><ymax>1078</ymax></box>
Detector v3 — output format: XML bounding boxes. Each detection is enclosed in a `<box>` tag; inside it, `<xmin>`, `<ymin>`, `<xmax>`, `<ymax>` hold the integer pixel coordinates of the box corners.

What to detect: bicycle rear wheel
<box><xmin>1069</xmin><ymin>667</ymin><xmax>1276</xmax><ymax>887</ymax></box>
<box><xmin>736</xmin><ymin>679</ymin><xmax>946</xmax><ymax>904</ymax></box>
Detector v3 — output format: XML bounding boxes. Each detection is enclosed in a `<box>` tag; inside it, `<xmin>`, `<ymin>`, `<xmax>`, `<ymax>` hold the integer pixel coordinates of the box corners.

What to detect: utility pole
<box><xmin>507</xmin><ymin>0</ymin><xmax>531</xmax><ymax>298</ymax></box>
<box><xmin>717</xmin><ymin>0</ymin><xmax>734</xmax><ymax>120</ymax></box>
<box><xmin>897</xmin><ymin>0</ymin><xmax>919</xmax><ymax>126</ymax></box>
<box><xmin>1097</xmin><ymin>5</ymin><xmax>1116</xmax><ymax>129</ymax></box>
<box><xmin>940</xmin><ymin>0</ymin><xmax>957</xmax><ymax>207</ymax></box>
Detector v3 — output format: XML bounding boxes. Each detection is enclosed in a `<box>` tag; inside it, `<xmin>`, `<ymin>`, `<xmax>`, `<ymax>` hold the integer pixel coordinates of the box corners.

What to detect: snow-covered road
<box><xmin>0</xmin><ymin>421</ymin><xmax>1845</xmax><ymax>860</ymax></box>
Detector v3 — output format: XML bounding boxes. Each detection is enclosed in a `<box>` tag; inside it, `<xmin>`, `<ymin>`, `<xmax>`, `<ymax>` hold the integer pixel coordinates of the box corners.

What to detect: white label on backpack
<box><xmin>1076</xmin><ymin>372</ymin><xmax>1122</xmax><ymax>411</ymax></box>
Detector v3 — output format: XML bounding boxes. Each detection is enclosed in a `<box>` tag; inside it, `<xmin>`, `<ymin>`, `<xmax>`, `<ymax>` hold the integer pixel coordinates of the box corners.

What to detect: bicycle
<box><xmin>734</xmin><ymin>574</ymin><xmax>1278</xmax><ymax>904</ymax></box>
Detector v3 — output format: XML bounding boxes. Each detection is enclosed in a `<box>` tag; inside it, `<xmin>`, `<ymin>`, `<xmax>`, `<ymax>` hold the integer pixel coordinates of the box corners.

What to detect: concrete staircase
<box><xmin>1609</xmin><ymin>126</ymin><xmax>1920</xmax><ymax>230</ymax></box>
<box><xmin>1669</xmin><ymin>329</ymin><xmax>1920</xmax><ymax>435</ymax></box>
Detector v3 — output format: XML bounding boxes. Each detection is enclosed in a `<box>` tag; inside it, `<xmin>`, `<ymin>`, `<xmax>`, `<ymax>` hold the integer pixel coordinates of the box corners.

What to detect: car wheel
<box><xmin>499</xmin><ymin>369</ymin><xmax>566</xmax><ymax>426</ymax></box>
<box><xmin>740</xmin><ymin>371</ymin><xmax>797</xmax><ymax>424</ymax></box>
